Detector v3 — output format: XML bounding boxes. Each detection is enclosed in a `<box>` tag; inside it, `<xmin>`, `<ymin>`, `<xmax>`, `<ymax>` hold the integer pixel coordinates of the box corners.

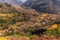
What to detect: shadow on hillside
<box><xmin>31</xmin><ymin>29</ymin><xmax>46</xmax><ymax>35</ymax></box>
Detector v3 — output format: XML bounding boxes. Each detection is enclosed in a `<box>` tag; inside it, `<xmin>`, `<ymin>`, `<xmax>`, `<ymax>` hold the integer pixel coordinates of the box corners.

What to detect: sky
<box><xmin>0</xmin><ymin>0</ymin><xmax>27</xmax><ymax>2</ymax></box>
<box><xmin>21</xmin><ymin>0</ymin><xmax>26</xmax><ymax>2</ymax></box>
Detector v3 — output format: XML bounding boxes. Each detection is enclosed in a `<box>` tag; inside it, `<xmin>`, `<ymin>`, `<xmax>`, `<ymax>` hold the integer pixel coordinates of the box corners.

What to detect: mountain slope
<box><xmin>24</xmin><ymin>0</ymin><xmax>60</xmax><ymax>13</ymax></box>
<box><xmin>0</xmin><ymin>2</ymin><xmax>60</xmax><ymax>37</ymax></box>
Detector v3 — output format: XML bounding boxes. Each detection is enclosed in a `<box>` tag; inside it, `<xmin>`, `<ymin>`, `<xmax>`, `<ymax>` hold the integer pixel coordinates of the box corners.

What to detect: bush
<box><xmin>0</xmin><ymin>24</ymin><xmax>8</xmax><ymax>30</ymax></box>
<box><xmin>43</xmin><ymin>25</ymin><xmax>60</xmax><ymax>37</ymax></box>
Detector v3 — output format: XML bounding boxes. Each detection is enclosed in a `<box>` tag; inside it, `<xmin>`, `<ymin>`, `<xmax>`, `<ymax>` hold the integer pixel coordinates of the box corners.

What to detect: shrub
<box><xmin>0</xmin><ymin>24</ymin><xmax>8</xmax><ymax>30</ymax></box>
<box><xmin>43</xmin><ymin>25</ymin><xmax>60</xmax><ymax>37</ymax></box>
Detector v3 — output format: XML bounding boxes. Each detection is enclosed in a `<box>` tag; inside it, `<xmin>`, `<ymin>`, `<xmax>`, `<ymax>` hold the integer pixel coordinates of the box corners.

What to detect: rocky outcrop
<box><xmin>24</xmin><ymin>0</ymin><xmax>60</xmax><ymax>13</ymax></box>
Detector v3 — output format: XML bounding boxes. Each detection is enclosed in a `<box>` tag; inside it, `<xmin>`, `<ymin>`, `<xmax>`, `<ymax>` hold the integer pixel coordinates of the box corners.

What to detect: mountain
<box><xmin>0</xmin><ymin>0</ymin><xmax>23</xmax><ymax>5</ymax></box>
<box><xmin>23</xmin><ymin>0</ymin><xmax>60</xmax><ymax>13</ymax></box>
<box><xmin>0</xmin><ymin>2</ymin><xmax>60</xmax><ymax>37</ymax></box>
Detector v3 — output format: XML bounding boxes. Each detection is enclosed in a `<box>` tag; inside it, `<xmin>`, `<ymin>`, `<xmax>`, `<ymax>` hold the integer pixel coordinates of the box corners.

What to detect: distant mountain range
<box><xmin>23</xmin><ymin>0</ymin><xmax>60</xmax><ymax>13</ymax></box>
<box><xmin>0</xmin><ymin>0</ymin><xmax>23</xmax><ymax>5</ymax></box>
<box><xmin>0</xmin><ymin>0</ymin><xmax>60</xmax><ymax>13</ymax></box>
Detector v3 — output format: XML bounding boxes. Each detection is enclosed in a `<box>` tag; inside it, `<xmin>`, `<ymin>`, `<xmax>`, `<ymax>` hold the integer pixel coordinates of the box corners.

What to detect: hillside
<box><xmin>0</xmin><ymin>2</ymin><xmax>60</xmax><ymax>40</ymax></box>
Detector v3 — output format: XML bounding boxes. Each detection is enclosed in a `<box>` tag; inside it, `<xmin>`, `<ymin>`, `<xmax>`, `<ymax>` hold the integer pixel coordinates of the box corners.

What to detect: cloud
<box><xmin>20</xmin><ymin>0</ymin><xmax>26</xmax><ymax>2</ymax></box>
<box><xmin>57</xmin><ymin>0</ymin><xmax>60</xmax><ymax>1</ymax></box>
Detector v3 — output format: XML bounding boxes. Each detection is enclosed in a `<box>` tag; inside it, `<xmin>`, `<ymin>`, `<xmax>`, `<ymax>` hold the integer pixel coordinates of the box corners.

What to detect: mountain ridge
<box><xmin>0</xmin><ymin>0</ymin><xmax>23</xmax><ymax>5</ymax></box>
<box><xmin>24</xmin><ymin>0</ymin><xmax>60</xmax><ymax>13</ymax></box>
